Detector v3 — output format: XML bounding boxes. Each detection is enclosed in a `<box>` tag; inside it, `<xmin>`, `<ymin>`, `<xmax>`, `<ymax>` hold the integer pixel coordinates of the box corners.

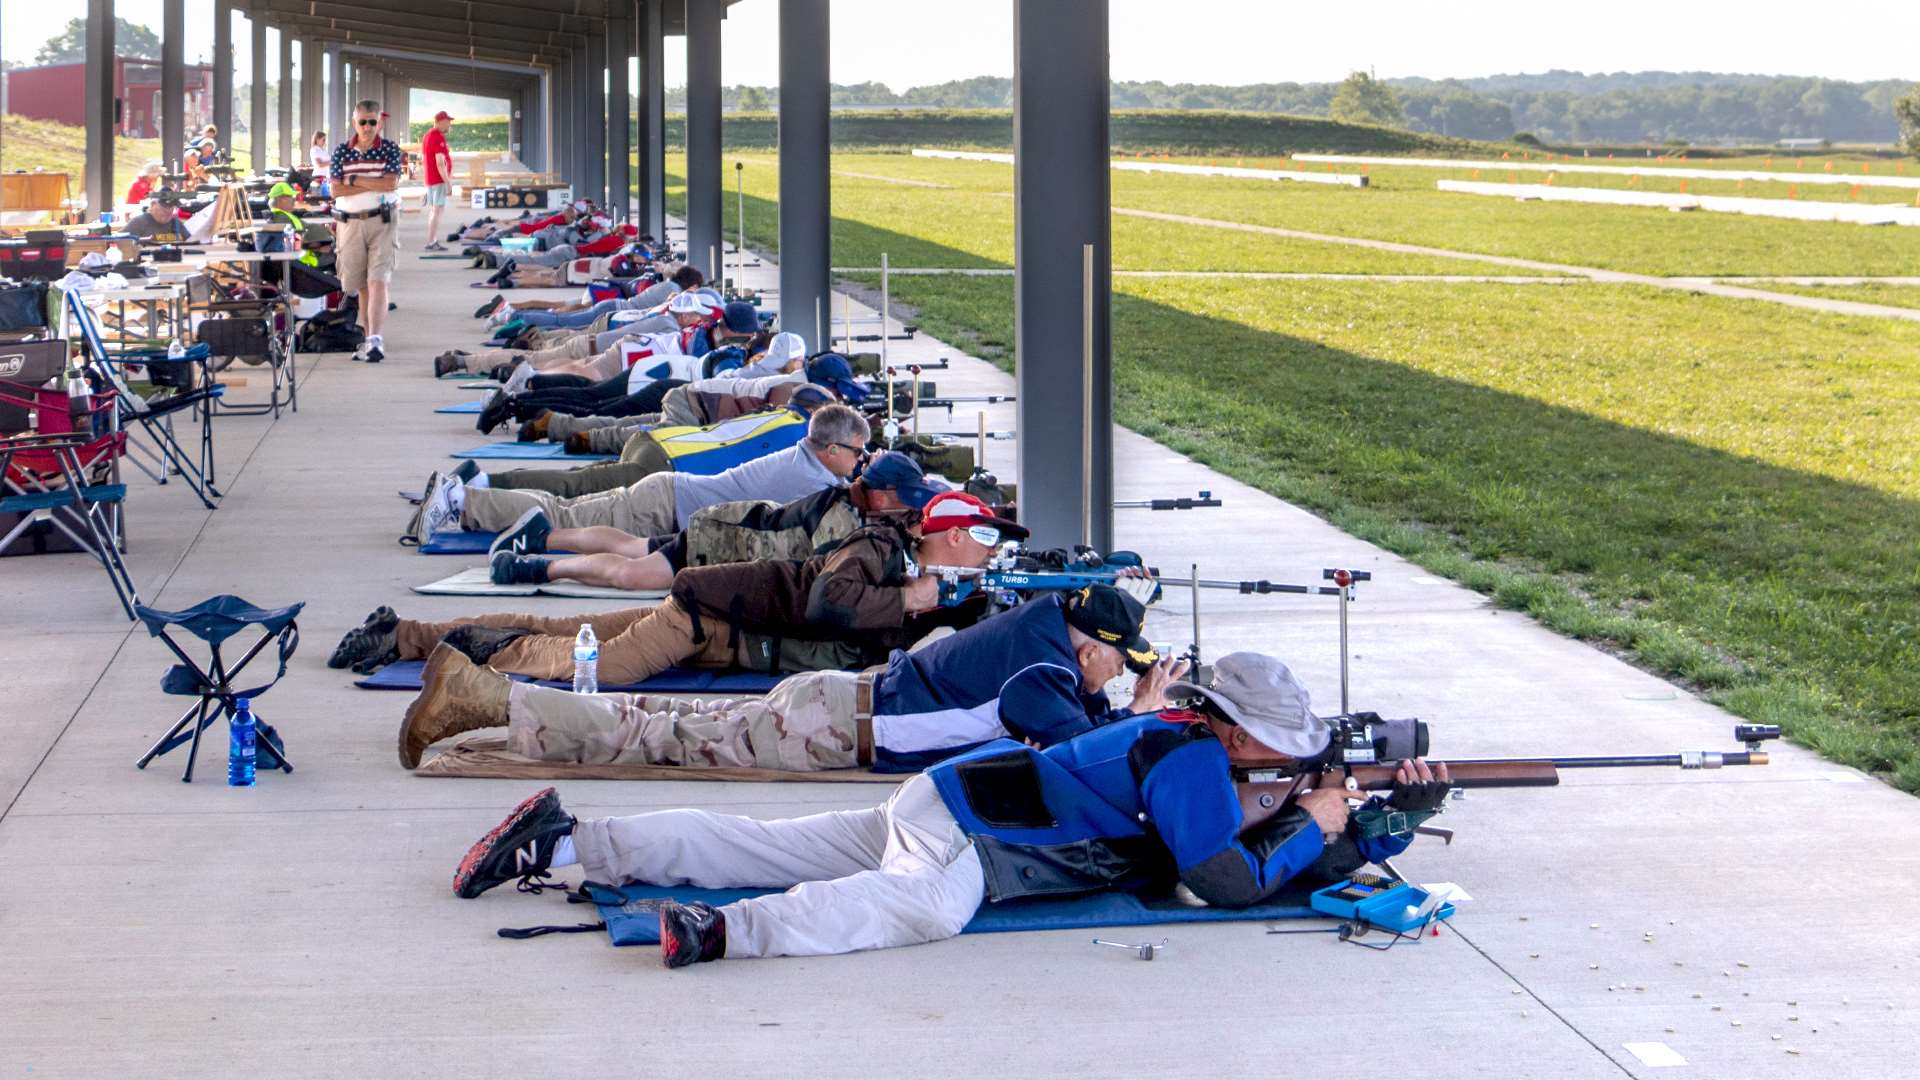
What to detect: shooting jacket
<box><xmin>926</xmin><ymin>714</ymin><xmax>1415</xmax><ymax>904</ymax></box>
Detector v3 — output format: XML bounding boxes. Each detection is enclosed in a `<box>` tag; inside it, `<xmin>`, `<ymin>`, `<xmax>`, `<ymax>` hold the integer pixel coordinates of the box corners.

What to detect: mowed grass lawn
<box><xmin>865</xmin><ymin>273</ymin><xmax>1920</xmax><ymax>791</ymax></box>
<box><xmin>1752</xmin><ymin>282</ymin><xmax>1920</xmax><ymax>311</ymax></box>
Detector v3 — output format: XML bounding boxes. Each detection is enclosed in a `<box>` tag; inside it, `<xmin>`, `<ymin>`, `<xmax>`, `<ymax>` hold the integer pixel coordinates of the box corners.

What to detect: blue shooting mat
<box><xmin>418</xmin><ymin>530</ymin><xmax>503</xmax><ymax>555</ymax></box>
<box><xmin>582</xmin><ymin>882</ymin><xmax>1320</xmax><ymax>946</ymax></box>
<box><xmin>437</xmin><ymin>401</ymin><xmax>484</xmax><ymax>414</ymax></box>
<box><xmin>354</xmin><ymin>659</ymin><xmax>790</xmax><ymax>694</ymax></box>
<box><xmin>452</xmin><ymin>442</ymin><xmax>616</xmax><ymax>461</ymax></box>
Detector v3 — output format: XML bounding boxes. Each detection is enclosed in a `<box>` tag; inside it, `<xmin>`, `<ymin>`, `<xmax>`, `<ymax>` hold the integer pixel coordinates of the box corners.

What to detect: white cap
<box><xmin>667</xmin><ymin>292</ymin><xmax>707</xmax><ymax>314</ymax></box>
<box><xmin>765</xmin><ymin>332</ymin><xmax>806</xmax><ymax>366</ymax></box>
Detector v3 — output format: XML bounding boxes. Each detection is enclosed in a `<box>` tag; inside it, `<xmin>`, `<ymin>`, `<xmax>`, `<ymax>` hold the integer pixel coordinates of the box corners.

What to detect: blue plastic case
<box><xmin>1310</xmin><ymin>878</ymin><xmax>1456</xmax><ymax>933</ymax></box>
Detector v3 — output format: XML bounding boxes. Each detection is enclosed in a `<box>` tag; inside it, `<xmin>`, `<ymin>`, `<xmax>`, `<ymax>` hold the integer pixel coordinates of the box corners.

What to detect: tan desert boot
<box><xmin>398</xmin><ymin>643</ymin><xmax>512</xmax><ymax>769</ymax></box>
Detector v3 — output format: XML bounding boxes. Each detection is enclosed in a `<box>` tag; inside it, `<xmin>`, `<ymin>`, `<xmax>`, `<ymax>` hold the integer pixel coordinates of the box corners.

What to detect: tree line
<box><xmin>681</xmin><ymin>70</ymin><xmax>1917</xmax><ymax>147</ymax></box>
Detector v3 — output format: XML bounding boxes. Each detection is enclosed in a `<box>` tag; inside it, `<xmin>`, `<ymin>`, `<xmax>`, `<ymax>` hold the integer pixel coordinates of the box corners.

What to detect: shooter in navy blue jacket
<box><xmin>450</xmin><ymin>644</ymin><xmax>1449</xmax><ymax>967</ymax></box>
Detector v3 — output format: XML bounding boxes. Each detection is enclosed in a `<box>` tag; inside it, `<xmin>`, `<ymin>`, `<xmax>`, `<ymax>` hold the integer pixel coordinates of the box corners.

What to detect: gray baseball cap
<box><xmin>1166</xmin><ymin>652</ymin><xmax>1330</xmax><ymax>757</ymax></box>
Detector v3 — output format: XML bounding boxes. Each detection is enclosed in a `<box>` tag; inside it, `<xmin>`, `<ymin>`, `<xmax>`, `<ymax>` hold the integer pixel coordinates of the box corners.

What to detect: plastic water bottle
<box><xmin>167</xmin><ymin>338</ymin><xmax>185</xmax><ymax>360</ymax></box>
<box><xmin>227</xmin><ymin>698</ymin><xmax>258</xmax><ymax>787</ymax></box>
<box><xmin>572</xmin><ymin>624</ymin><xmax>599</xmax><ymax>694</ymax></box>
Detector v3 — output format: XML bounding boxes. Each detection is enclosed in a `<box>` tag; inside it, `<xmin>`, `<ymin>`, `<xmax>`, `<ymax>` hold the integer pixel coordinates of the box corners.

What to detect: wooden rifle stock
<box><xmin>1237</xmin><ymin>760</ymin><xmax>1560</xmax><ymax>834</ymax></box>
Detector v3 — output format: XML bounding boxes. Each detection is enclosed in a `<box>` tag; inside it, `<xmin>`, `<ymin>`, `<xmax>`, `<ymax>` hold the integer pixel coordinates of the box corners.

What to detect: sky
<box><xmin>5</xmin><ymin>0</ymin><xmax>1917</xmax><ymax>87</ymax></box>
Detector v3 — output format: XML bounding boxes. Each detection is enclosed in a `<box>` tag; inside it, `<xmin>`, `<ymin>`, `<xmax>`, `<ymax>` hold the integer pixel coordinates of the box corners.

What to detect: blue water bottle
<box><xmin>228</xmin><ymin>698</ymin><xmax>258</xmax><ymax>787</ymax></box>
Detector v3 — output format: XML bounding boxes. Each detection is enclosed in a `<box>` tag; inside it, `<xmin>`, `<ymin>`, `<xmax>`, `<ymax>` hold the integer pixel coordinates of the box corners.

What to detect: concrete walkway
<box><xmin>1</xmin><ymin>224</ymin><xmax>1914</xmax><ymax>1079</ymax></box>
<box><xmin>1115</xmin><ymin>206</ymin><xmax>1920</xmax><ymax>321</ymax></box>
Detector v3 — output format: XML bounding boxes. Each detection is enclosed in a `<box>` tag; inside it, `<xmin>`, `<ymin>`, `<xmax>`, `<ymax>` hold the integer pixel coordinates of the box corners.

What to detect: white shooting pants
<box><xmin>570</xmin><ymin>774</ymin><xmax>984</xmax><ymax>958</ymax></box>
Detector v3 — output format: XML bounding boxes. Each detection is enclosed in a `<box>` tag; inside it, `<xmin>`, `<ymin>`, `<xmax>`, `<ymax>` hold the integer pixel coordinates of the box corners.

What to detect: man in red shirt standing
<box><xmin>421</xmin><ymin>111</ymin><xmax>456</xmax><ymax>252</ymax></box>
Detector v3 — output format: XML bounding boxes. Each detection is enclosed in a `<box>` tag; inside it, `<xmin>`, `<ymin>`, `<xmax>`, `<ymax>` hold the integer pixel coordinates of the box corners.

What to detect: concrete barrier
<box><xmin>910</xmin><ymin>149</ymin><xmax>1367</xmax><ymax>187</ymax></box>
<box><xmin>1435</xmin><ymin>179</ymin><xmax>1920</xmax><ymax>227</ymax></box>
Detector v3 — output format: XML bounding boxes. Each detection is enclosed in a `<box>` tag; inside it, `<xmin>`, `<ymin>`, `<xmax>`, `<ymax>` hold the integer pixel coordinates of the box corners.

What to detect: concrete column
<box><xmin>162</xmin><ymin>0</ymin><xmax>185</xmax><ymax>166</ymax></box>
<box><xmin>326</xmin><ymin>46</ymin><xmax>345</xmax><ymax>147</ymax></box>
<box><xmin>386</xmin><ymin>82</ymin><xmax>411</xmax><ymax>146</ymax></box>
<box><xmin>84</xmin><ymin>0</ymin><xmax>116</xmax><ymax>216</ymax></box>
<box><xmin>300</xmin><ymin>39</ymin><xmax>324</xmax><ymax>157</ymax></box>
<box><xmin>1013</xmin><ymin>0</ymin><xmax>1112</xmax><ymax>551</ymax></box>
<box><xmin>685</xmin><ymin>0</ymin><xmax>724</xmax><ymax>280</ymax></box>
<box><xmin>213</xmin><ymin>0</ymin><xmax>234</xmax><ymax>151</ymax></box>
<box><xmin>248</xmin><ymin>18</ymin><xmax>267</xmax><ymax>171</ymax></box>
<box><xmin>607</xmin><ymin>16</ymin><xmax>631</xmax><ymax>219</ymax></box>
<box><xmin>639</xmin><ymin>0</ymin><xmax>666</xmax><ymax>241</ymax></box>
<box><xmin>779</xmin><ymin>0</ymin><xmax>831</xmax><ymax>350</ymax></box>
<box><xmin>585</xmin><ymin>34</ymin><xmax>608</xmax><ymax>206</ymax></box>
<box><xmin>553</xmin><ymin>55</ymin><xmax>573</xmax><ymax>188</ymax></box>
<box><xmin>278</xmin><ymin>33</ymin><xmax>294</xmax><ymax>168</ymax></box>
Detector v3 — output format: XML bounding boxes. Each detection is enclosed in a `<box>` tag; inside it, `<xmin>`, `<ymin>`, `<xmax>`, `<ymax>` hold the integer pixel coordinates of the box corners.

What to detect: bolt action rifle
<box><xmin>1230</xmin><ymin>718</ymin><xmax>1780</xmax><ymax>839</ymax></box>
<box><xmin>921</xmin><ymin>548</ymin><xmax>1361</xmax><ymax>610</ymax></box>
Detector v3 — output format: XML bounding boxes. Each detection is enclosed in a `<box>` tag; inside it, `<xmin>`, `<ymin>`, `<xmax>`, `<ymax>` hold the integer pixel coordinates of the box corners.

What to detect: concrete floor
<box><xmin>1</xmin><ymin>223</ymin><xmax>1914</xmax><ymax>1079</ymax></box>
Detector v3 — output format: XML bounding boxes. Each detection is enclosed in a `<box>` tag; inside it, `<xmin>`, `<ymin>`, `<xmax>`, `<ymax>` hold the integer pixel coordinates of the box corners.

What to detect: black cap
<box><xmin>1064</xmin><ymin>585</ymin><xmax>1158</xmax><ymax>674</ymax></box>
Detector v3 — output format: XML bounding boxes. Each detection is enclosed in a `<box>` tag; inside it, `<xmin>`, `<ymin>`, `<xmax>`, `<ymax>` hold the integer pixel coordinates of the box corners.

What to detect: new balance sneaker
<box><xmin>659</xmin><ymin>901</ymin><xmax>727</xmax><ymax>968</ymax></box>
<box><xmin>328</xmin><ymin>605</ymin><xmax>399</xmax><ymax>671</ymax></box>
<box><xmin>417</xmin><ymin>470</ymin><xmax>465</xmax><ymax>536</ymax></box>
<box><xmin>449</xmin><ymin>459</ymin><xmax>481</xmax><ymax>485</ymax></box>
<box><xmin>364</xmin><ymin>335</ymin><xmax>385</xmax><ymax>363</ymax></box>
<box><xmin>452</xmin><ymin>786</ymin><xmax>575</xmax><ymax>898</ymax></box>
<box><xmin>434</xmin><ymin>352</ymin><xmax>467</xmax><ymax>378</ymax></box>
<box><xmin>486</xmin><ymin>303</ymin><xmax>517</xmax><ymax>329</ymax></box>
<box><xmin>488</xmin><ymin>550</ymin><xmax>552</xmax><ymax>587</ymax></box>
<box><xmin>489</xmin><ymin>507</ymin><xmax>552</xmax><ymax>557</ymax></box>
<box><xmin>501</xmin><ymin>361</ymin><xmax>536</xmax><ymax>395</ymax></box>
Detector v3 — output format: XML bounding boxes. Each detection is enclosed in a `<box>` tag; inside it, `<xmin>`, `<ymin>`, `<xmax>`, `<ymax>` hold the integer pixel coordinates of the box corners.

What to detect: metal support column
<box><xmin>639</xmin><ymin>0</ymin><xmax>667</xmax><ymax>241</ymax></box>
<box><xmin>685</xmin><ymin>0</ymin><xmax>724</xmax><ymax>280</ymax></box>
<box><xmin>213</xmin><ymin>0</ymin><xmax>234</xmax><ymax>149</ymax></box>
<box><xmin>554</xmin><ymin>55</ymin><xmax>574</xmax><ymax>190</ymax></box>
<box><xmin>84</xmin><ymin>0</ymin><xmax>117</xmax><ymax>217</ymax></box>
<box><xmin>607</xmin><ymin>16</ymin><xmax>631</xmax><ymax>219</ymax></box>
<box><xmin>162</xmin><ymin>0</ymin><xmax>185</xmax><ymax>170</ymax></box>
<box><xmin>1013</xmin><ymin>0</ymin><xmax>1113</xmax><ymax>551</ymax></box>
<box><xmin>249</xmin><ymin>18</ymin><xmax>267</xmax><ymax>171</ymax></box>
<box><xmin>278</xmin><ymin>33</ymin><xmax>294</xmax><ymax>168</ymax></box>
<box><xmin>585</xmin><ymin>35</ymin><xmax>609</xmax><ymax>206</ymax></box>
<box><xmin>779</xmin><ymin>0</ymin><xmax>831</xmax><ymax>350</ymax></box>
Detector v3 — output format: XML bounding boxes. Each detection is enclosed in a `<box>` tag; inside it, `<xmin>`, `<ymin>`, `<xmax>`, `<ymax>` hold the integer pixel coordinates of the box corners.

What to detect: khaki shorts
<box><xmin>337</xmin><ymin>213</ymin><xmax>397</xmax><ymax>292</ymax></box>
<box><xmin>424</xmin><ymin>182</ymin><xmax>450</xmax><ymax>207</ymax></box>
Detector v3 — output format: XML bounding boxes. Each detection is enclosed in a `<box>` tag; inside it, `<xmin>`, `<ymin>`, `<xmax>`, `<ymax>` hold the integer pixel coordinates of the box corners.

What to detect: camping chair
<box><xmin>66</xmin><ymin>289</ymin><xmax>224</xmax><ymax>508</ymax></box>
<box><xmin>189</xmin><ymin>272</ymin><xmax>300</xmax><ymax>417</ymax></box>
<box><xmin>133</xmin><ymin>595</ymin><xmax>303</xmax><ymax>783</ymax></box>
<box><xmin>0</xmin><ymin>430</ymin><xmax>138</xmax><ymax>619</ymax></box>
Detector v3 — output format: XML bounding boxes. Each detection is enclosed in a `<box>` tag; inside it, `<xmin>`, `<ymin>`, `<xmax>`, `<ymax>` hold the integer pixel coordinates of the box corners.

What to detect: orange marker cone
<box><xmin>1823</xmin><ymin>161</ymin><xmax>1833</xmax><ymax>172</ymax></box>
<box><xmin>1502</xmin><ymin>151</ymin><xmax>1511</xmax><ymax>160</ymax></box>
<box><xmin>1789</xmin><ymin>184</ymin><xmax>1799</xmax><ymax>199</ymax></box>
<box><xmin>1764</xmin><ymin>157</ymin><xmax>1772</xmax><ymax>168</ymax></box>
<box><xmin>1798</xmin><ymin>158</ymin><xmax>1805</xmax><ymax>168</ymax></box>
<box><xmin>1509</xmin><ymin>171</ymin><xmax>1518</xmax><ymax>183</ymax></box>
<box><xmin>1862</xmin><ymin>163</ymin><xmax>1871</xmax><ymax>175</ymax></box>
<box><xmin>1472</xmin><ymin>168</ymin><xmax>1481</xmax><ymax>179</ymax></box>
<box><xmin>1850</xmin><ymin>184</ymin><xmax>1861</xmax><ymax>201</ymax></box>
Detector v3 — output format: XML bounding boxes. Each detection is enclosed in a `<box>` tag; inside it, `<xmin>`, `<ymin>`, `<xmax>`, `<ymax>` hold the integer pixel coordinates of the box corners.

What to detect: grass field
<box><xmin>0</xmin><ymin>117</ymin><xmax>273</xmax><ymax>205</ymax></box>
<box><xmin>670</xmin><ymin>147</ymin><xmax>1920</xmax><ymax>791</ymax></box>
<box><xmin>1751</xmin><ymin>282</ymin><xmax>1920</xmax><ymax>310</ymax></box>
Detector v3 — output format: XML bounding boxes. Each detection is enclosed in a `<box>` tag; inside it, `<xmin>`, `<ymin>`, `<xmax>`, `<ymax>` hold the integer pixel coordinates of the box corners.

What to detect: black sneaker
<box><xmin>660</xmin><ymin>901</ymin><xmax>727</xmax><ymax>968</ymax></box>
<box><xmin>434</xmin><ymin>352</ymin><xmax>466</xmax><ymax>378</ymax></box>
<box><xmin>489</xmin><ymin>507</ymin><xmax>552</xmax><ymax>557</ymax></box>
<box><xmin>476</xmin><ymin>389</ymin><xmax>514</xmax><ymax>435</ymax></box>
<box><xmin>474</xmin><ymin>294</ymin><xmax>506</xmax><ymax>320</ymax></box>
<box><xmin>365</xmin><ymin>340</ymin><xmax>385</xmax><ymax>363</ymax></box>
<box><xmin>488</xmin><ymin>550</ymin><xmax>552</xmax><ymax>587</ymax></box>
<box><xmin>453</xmin><ymin>787</ymin><xmax>576</xmax><ymax>899</ymax></box>
<box><xmin>449</xmin><ymin>459</ymin><xmax>481</xmax><ymax>485</ymax></box>
<box><xmin>328</xmin><ymin>606</ymin><xmax>399</xmax><ymax>671</ymax></box>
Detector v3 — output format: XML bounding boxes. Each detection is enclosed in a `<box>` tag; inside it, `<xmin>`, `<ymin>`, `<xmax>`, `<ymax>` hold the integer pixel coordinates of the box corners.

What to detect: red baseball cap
<box><xmin>434</xmin><ymin>111</ymin><xmax>455</xmax><ymax>122</ymax></box>
<box><xmin>920</xmin><ymin>491</ymin><xmax>1028</xmax><ymax>542</ymax></box>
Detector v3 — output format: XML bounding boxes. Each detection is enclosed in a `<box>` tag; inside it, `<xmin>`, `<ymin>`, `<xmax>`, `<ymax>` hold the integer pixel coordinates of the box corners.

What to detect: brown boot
<box><xmin>564</xmin><ymin>430</ymin><xmax>594</xmax><ymax>455</ymax></box>
<box><xmin>516</xmin><ymin>409</ymin><xmax>553</xmax><ymax>444</ymax></box>
<box><xmin>398</xmin><ymin>643</ymin><xmax>512</xmax><ymax>769</ymax></box>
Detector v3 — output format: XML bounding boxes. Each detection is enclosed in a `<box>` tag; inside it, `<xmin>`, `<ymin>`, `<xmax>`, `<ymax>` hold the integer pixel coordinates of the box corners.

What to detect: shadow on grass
<box><xmin>673</xmin><ymin>168</ymin><xmax>1920</xmax><ymax>791</ymax></box>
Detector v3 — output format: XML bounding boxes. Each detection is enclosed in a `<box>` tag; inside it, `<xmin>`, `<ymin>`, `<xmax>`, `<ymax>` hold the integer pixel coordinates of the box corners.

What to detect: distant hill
<box><xmin>679</xmin><ymin>71</ymin><xmax>1917</xmax><ymax>147</ymax></box>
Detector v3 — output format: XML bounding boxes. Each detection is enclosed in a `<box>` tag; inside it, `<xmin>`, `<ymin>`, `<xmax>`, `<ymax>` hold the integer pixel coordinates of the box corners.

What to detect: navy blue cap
<box><xmin>858</xmin><ymin>451</ymin><xmax>942</xmax><ymax>509</ymax></box>
<box><xmin>721</xmin><ymin>300</ymin><xmax>759</xmax><ymax>334</ymax></box>
<box><xmin>806</xmin><ymin>353</ymin><xmax>871</xmax><ymax>403</ymax></box>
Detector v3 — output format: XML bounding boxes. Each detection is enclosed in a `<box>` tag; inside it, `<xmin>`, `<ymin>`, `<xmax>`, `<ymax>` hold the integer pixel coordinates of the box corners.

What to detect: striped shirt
<box><xmin>329</xmin><ymin>137</ymin><xmax>403</xmax><ymax>212</ymax></box>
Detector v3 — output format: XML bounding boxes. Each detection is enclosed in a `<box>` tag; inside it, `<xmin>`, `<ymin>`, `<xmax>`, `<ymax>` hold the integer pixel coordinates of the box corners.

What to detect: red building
<box><xmin>4</xmin><ymin>57</ymin><xmax>216</xmax><ymax>141</ymax></box>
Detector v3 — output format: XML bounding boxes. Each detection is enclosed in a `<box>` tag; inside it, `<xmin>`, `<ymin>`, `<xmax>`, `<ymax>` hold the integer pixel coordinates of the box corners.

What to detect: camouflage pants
<box><xmin>506</xmin><ymin>669</ymin><xmax>868</xmax><ymax>772</ymax></box>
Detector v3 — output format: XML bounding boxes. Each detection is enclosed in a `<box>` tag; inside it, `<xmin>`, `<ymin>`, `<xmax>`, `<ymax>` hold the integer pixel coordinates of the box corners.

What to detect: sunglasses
<box><xmin>829</xmin><ymin>442</ymin><xmax>866</xmax><ymax>457</ymax></box>
<box><xmin>356</xmin><ymin>118</ymin><xmax>380</xmax><ymax>127</ymax></box>
<box><xmin>965</xmin><ymin>524</ymin><xmax>1002</xmax><ymax>547</ymax></box>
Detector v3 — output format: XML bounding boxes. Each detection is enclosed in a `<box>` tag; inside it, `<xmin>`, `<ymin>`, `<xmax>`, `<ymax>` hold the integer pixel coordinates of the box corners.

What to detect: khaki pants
<box><xmin>337</xmin><ymin>213</ymin><xmax>397</xmax><ymax>292</ymax></box>
<box><xmin>507</xmin><ymin>668</ymin><xmax>865</xmax><ymax>771</ymax></box>
<box><xmin>462</xmin><ymin>472</ymin><xmax>677</xmax><ymax>535</ymax></box>
<box><xmin>484</xmin><ymin>441</ymin><xmax>670</xmax><ymax>497</ymax></box>
<box><xmin>570</xmin><ymin>773</ymin><xmax>984</xmax><ymax>958</ymax></box>
<box><xmin>459</xmin><ymin>334</ymin><xmax>600</xmax><ymax>373</ymax></box>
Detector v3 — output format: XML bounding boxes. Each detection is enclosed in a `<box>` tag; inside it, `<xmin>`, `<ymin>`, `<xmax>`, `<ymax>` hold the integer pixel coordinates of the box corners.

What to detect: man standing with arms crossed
<box><xmin>331</xmin><ymin>100</ymin><xmax>404</xmax><ymax>363</ymax></box>
<box><xmin>421</xmin><ymin>111</ymin><xmax>455</xmax><ymax>252</ymax></box>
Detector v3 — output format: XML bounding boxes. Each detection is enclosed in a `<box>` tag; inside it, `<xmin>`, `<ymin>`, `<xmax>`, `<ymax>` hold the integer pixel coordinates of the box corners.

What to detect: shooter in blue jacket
<box><xmin>447</xmin><ymin>634</ymin><xmax>1450</xmax><ymax>967</ymax></box>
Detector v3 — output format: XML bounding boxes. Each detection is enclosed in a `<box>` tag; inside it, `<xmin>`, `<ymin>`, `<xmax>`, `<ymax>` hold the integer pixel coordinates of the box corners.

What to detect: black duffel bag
<box><xmin>0</xmin><ymin>281</ymin><xmax>49</xmax><ymax>331</ymax></box>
